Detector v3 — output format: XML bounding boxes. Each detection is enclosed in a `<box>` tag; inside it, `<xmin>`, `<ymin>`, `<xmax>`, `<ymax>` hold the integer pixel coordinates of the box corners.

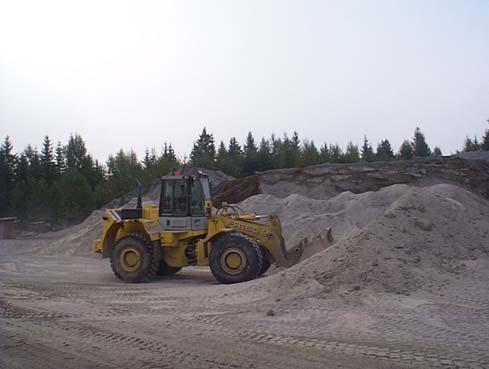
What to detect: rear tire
<box><xmin>209</xmin><ymin>233</ymin><xmax>263</xmax><ymax>284</ymax></box>
<box><xmin>110</xmin><ymin>234</ymin><xmax>157</xmax><ymax>283</ymax></box>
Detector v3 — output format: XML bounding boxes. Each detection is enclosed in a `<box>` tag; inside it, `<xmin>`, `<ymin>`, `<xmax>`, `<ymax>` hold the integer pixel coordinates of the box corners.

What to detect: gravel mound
<box><xmin>35</xmin><ymin>210</ymin><xmax>103</xmax><ymax>257</ymax></box>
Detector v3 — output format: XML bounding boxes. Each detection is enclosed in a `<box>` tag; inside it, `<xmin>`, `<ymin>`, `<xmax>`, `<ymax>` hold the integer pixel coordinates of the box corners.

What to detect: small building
<box><xmin>0</xmin><ymin>217</ymin><xmax>17</xmax><ymax>239</ymax></box>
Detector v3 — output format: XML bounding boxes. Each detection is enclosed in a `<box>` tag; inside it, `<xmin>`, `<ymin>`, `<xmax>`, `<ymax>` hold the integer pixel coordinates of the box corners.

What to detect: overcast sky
<box><xmin>0</xmin><ymin>0</ymin><xmax>488</xmax><ymax>161</ymax></box>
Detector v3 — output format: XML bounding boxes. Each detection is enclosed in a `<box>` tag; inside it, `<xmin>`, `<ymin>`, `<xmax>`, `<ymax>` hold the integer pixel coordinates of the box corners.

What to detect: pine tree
<box><xmin>412</xmin><ymin>127</ymin><xmax>431</xmax><ymax>157</ymax></box>
<box><xmin>361</xmin><ymin>135</ymin><xmax>375</xmax><ymax>162</ymax></box>
<box><xmin>376</xmin><ymin>139</ymin><xmax>395</xmax><ymax>161</ymax></box>
<box><xmin>189</xmin><ymin>127</ymin><xmax>216</xmax><ymax>168</ymax></box>
<box><xmin>40</xmin><ymin>135</ymin><xmax>55</xmax><ymax>184</ymax></box>
<box><xmin>399</xmin><ymin>140</ymin><xmax>414</xmax><ymax>160</ymax></box>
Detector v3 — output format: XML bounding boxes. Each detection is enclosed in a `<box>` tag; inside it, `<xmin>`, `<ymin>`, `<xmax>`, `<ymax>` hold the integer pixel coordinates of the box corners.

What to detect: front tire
<box><xmin>258</xmin><ymin>247</ymin><xmax>272</xmax><ymax>276</ymax></box>
<box><xmin>209</xmin><ymin>233</ymin><xmax>263</xmax><ymax>284</ymax></box>
<box><xmin>110</xmin><ymin>234</ymin><xmax>157</xmax><ymax>283</ymax></box>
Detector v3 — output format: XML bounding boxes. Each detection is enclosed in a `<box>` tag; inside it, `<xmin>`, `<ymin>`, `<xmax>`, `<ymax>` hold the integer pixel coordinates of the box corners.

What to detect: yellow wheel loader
<box><xmin>93</xmin><ymin>171</ymin><xmax>303</xmax><ymax>284</ymax></box>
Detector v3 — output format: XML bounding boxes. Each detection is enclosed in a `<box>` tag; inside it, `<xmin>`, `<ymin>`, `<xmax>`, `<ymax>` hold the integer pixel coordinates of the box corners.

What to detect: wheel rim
<box><xmin>120</xmin><ymin>247</ymin><xmax>141</xmax><ymax>272</ymax></box>
<box><xmin>221</xmin><ymin>248</ymin><xmax>247</xmax><ymax>275</ymax></box>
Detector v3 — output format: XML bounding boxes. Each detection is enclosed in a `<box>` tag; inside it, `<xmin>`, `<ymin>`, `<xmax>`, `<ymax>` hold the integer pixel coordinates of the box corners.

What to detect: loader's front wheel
<box><xmin>210</xmin><ymin>233</ymin><xmax>263</xmax><ymax>284</ymax></box>
<box><xmin>258</xmin><ymin>247</ymin><xmax>272</xmax><ymax>276</ymax></box>
<box><xmin>111</xmin><ymin>234</ymin><xmax>157</xmax><ymax>283</ymax></box>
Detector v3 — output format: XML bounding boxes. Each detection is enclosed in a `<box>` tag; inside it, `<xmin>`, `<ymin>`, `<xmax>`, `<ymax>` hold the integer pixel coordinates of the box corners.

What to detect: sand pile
<box><xmin>239</xmin><ymin>184</ymin><xmax>413</xmax><ymax>248</ymax></box>
<box><xmin>253</xmin><ymin>184</ymin><xmax>489</xmax><ymax>297</ymax></box>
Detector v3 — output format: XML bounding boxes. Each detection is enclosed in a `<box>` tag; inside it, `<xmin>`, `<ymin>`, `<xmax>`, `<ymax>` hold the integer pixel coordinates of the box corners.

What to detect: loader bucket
<box><xmin>270</xmin><ymin>233</ymin><xmax>304</xmax><ymax>268</ymax></box>
<box><xmin>298</xmin><ymin>227</ymin><xmax>334</xmax><ymax>261</ymax></box>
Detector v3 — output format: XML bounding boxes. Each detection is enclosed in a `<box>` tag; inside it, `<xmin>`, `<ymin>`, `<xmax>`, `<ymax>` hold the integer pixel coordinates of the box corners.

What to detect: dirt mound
<box><xmin>212</xmin><ymin>175</ymin><xmax>260</xmax><ymax>207</ymax></box>
<box><xmin>254</xmin><ymin>184</ymin><xmax>489</xmax><ymax>298</ymax></box>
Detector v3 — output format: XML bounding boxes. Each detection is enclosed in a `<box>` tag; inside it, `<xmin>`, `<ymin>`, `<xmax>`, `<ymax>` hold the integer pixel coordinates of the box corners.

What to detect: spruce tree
<box><xmin>463</xmin><ymin>136</ymin><xmax>480</xmax><ymax>152</ymax></box>
<box><xmin>256</xmin><ymin>137</ymin><xmax>273</xmax><ymax>172</ymax></box>
<box><xmin>40</xmin><ymin>135</ymin><xmax>55</xmax><ymax>184</ymax></box>
<box><xmin>329</xmin><ymin>144</ymin><xmax>343</xmax><ymax>163</ymax></box>
<box><xmin>243</xmin><ymin>132</ymin><xmax>259</xmax><ymax>176</ymax></box>
<box><xmin>344</xmin><ymin>142</ymin><xmax>360</xmax><ymax>163</ymax></box>
<box><xmin>319</xmin><ymin>143</ymin><xmax>330</xmax><ymax>163</ymax></box>
<box><xmin>0</xmin><ymin>136</ymin><xmax>17</xmax><ymax>215</ymax></box>
<box><xmin>216</xmin><ymin>141</ymin><xmax>228</xmax><ymax>164</ymax></box>
<box><xmin>55</xmin><ymin>142</ymin><xmax>65</xmax><ymax>176</ymax></box>
<box><xmin>432</xmin><ymin>147</ymin><xmax>442</xmax><ymax>156</ymax></box>
<box><xmin>189</xmin><ymin>127</ymin><xmax>216</xmax><ymax>168</ymax></box>
<box><xmin>361</xmin><ymin>135</ymin><xmax>375</xmax><ymax>162</ymax></box>
<box><xmin>66</xmin><ymin>134</ymin><xmax>88</xmax><ymax>170</ymax></box>
<box><xmin>412</xmin><ymin>127</ymin><xmax>431</xmax><ymax>157</ymax></box>
<box><xmin>376</xmin><ymin>139</ymin><xmax>395</xmax><ymax>161</ymax></box>
<box><xmin>143</xmin><ymin>148</ymin><xmax>155</xmax><ymax>169</ymax></box>
<box><xmin>399</xmin><ymin>140</ymin><xmax>414</xmax><ymax>160</ymax></box>
<box><xmin>300</xmin><ymin>140</ymin><xmax>320</xmax><ymax>167</ymax></box>
<box><xmin>482</xmin><ymin>125</ymin><xmax>489</xmax><ymax>151</ymax></box>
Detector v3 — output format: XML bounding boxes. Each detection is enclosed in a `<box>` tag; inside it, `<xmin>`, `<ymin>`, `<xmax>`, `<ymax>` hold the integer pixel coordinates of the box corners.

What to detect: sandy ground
<box><xmin>3</xmin><ymin>183</ymin><xmax>489</xmax><ymax>369</ymax></box>
<box><xmin>1</xmin><ymin>240</ymin><xmax>489</xmax><ymax>369</ymax></box>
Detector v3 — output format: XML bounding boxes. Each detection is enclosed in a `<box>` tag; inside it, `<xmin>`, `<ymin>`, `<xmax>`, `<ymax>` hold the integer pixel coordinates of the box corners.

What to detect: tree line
<box><xmin>0</xmin><ymin>122</ymin><xmax>488</xmax><ymax>225</ymax></box>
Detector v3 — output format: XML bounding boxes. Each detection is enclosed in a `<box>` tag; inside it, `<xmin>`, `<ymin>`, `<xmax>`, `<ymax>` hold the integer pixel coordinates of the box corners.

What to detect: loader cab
<box><xmin>158</xmin><ymin>174</ymin><xmax>211</xmax><ymax>230</ymax></box>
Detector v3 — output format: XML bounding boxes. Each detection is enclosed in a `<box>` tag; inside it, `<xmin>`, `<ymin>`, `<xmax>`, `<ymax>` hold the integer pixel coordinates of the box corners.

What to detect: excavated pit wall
<box><xmin>213</xmin><ymin>157</ymin><xmax>489</xmax><ymax>205</ymax></box>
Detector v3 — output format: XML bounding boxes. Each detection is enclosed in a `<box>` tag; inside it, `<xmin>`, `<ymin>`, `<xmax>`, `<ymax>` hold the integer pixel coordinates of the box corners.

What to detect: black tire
<box><xmin>258</xmin><ymin>247</ymin><xmax>272</xmax><ymax>276</ymax></box>
<box><xmin>157</xmin><ymin>261</ymin><xmax>182</xmax><ymax>276</ymax></box>
<box><xmin>110</xmin><ymin>234</ymin><xmax>158</xmax><ymax>283</ymax></box>
<box><xmin>209</xmin><ymin>233</ymin><xmax>263</xmax><ymax>284</ymax></box>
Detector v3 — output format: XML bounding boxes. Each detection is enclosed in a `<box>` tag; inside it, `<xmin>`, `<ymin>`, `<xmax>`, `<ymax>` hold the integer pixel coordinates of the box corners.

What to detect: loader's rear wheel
<box><xmin>258</xmin><ymin>247</ymin><xmax>271</xmax><ymax>276</ymax></box>
<box><xmin>157</xmin><ymin>261</ymin><xmax>182</xmax><ymax>276</ymax></box>
<box><xmin>111</xmin><ymin>234</ymin><xmax>157</xmax><ymax>283</ymax></box>
<box><xmin>210</xmin><ymin>233</ymin><xmax>263</xmax><ymax>284</ymax></box>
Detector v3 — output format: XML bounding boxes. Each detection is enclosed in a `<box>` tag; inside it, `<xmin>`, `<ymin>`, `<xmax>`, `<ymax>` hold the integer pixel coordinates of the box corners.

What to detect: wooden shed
<box><xmin>0</xmin><ymin>217</ymin><xmax>17</xmax><ymax>239</ymax></box>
